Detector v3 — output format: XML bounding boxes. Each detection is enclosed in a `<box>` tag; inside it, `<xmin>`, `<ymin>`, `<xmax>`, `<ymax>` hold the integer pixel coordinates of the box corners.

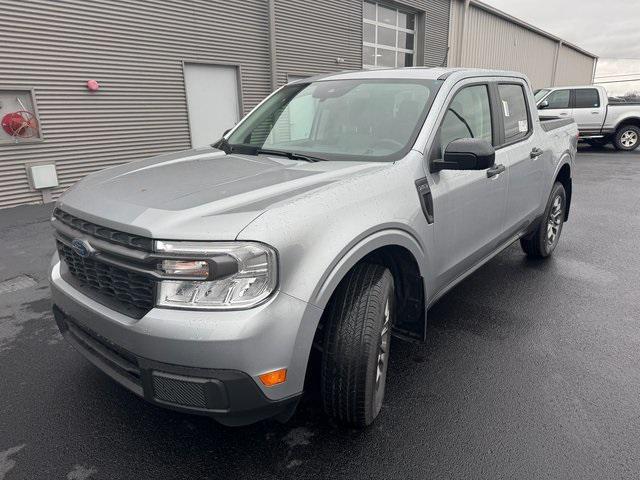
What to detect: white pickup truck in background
<box><xmin>535</xmin><ymin>85</ymin><xmax>640</xmax><ymax>151</ymax></box>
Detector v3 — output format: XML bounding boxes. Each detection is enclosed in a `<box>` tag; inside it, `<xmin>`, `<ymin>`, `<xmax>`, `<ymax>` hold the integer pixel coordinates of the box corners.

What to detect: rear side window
<box><xmin>436</xmin><ymin>84</ymin><xmax>493</xmax><ymax>158</ymax></box>
<box><xmin>498</xmin><ymin>84</ymin><xmax>530</xmax><ymax>142</ymax></box>
<box><xmin>574</xmin><ymin>89</ymin><xmax>600</xmax><ymax>108</ymax></box>
<box><xmin>544</xmin><ymin>90</ymin><xmax>570</xmax><ymax>109</ymax></box>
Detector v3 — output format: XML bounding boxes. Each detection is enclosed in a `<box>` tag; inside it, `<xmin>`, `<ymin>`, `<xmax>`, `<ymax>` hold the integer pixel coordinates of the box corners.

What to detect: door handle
<box><xmin>559</xmin><ymin>112</ymin><xmax>568</xmax><ymax>116</ymax></box>
<box><xmin>530</xmin><ymin>147</ymin><xmax>544</xmax><ymax>159</ymax></box>
<box><xmin>487</xmin><ymin>164</ymin><xmax>505</xmax><ymax>178</ymax></box>
<box><xmin>591</xmin><ymin>111</ymin><xmax>600</xmax><ymax>114</ymax></box>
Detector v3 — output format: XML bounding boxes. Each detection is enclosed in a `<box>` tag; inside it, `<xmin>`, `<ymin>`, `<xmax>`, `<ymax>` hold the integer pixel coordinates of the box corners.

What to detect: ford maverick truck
<box><xmin>50</xmin><ymin>68</ymin><xmax>578</xmax><ymax>427</ymax></box>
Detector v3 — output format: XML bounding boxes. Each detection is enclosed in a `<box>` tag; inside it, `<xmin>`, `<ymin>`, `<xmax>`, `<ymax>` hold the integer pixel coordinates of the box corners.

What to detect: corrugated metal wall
<box><xmin>448</xmin><ymin>0</ymin><xmax>596</xmax><ymax>89</ymax></box>
<box><xmin>0</xmin><ymin>0</ymin><xmax>453</xmax><ymax>209</ymax></box>
<box><xmin>0</xmin><ymin>0</ymin><xmax>271</xmax><ymax>209</ymax></box>
<box><xmin>273</xmin><ymin>0</ymin><xmax>363</xmax><ymax>86</ymax></box>
<box><xmin>274</xmin><ymin>0</ymin><xmax>451</xmax><ymax>85</ymax></box>
<box><xmin>555</xmin><ymin>44</ymin><xmax>597</xmax><ymax>86</ymax></box>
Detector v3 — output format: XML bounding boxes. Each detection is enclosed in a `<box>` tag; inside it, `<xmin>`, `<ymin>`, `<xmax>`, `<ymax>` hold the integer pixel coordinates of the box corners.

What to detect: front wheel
<box><xmin>520</xmin><ymin>182</ymin><xmax>566</xmax><ymax>259</ymax></box>
<box><xmin>321</xmin><ymin>263</ymin><xmax>394</xmax><ymax>427</ymax></box>
<box><xmin>614</xmin><ymin>125</ymin><xmax>640</xmax><ymax>151</ymax></box>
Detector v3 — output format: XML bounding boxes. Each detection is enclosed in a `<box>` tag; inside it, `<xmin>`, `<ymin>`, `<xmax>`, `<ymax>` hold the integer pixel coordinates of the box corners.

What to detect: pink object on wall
<box><xmin>86</xmin><ymin>80</ymin><xmax>100</xmax><ymax>91</ymax></box>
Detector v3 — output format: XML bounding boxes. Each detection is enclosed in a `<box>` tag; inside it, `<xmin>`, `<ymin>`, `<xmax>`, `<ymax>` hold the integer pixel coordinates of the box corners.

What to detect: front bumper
<box><xmin>50</xmin><ymin>255</ymin><xmax>323</xmax><ymax>425</ymax></box>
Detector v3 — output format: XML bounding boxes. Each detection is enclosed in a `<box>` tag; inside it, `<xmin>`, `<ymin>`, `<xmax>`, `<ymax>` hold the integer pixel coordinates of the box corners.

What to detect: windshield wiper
<box><xmin>212</xmin><ymin>137</ymin><xmax>233</xmax><ymax>154</ymax></box>
<box><xmin>256</xmin><ymin>148</ymin><xmax>325</xmax><ymax>163</ymax></box>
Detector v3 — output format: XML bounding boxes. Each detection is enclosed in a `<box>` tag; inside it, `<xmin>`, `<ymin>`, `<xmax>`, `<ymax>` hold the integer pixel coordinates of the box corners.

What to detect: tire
<box><xmin>520</xmin><ymin>182</ymin><xmax>567</xmax><ymax>259</ymax></box>
<box><xmin>613</xmin><ymin>125</ymin><xmax>640</xmax><ymax>151</ymax></box>
<box><xmin>321</xmin><ymin>263</ymin><xmax>394</xmax><ymax>428</ymax></box>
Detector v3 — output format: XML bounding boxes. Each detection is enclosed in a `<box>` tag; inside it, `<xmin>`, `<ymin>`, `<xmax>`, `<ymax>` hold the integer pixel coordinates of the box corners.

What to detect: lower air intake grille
<box><xmin>152</xmin><ymin>374</ymin><xmax>208</xmax><ymax>408</ymax></box>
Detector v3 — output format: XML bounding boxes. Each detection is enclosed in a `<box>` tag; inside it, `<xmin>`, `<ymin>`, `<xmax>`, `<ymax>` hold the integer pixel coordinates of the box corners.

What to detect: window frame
<box><xmin>363</xmin><ymin>1</ymin><xmax>418</xmax><ymax>69</ymax></box>
<box><xmin>571</xmin><ymin>88</ymin><xmax>601</xmax><ymax>109</ymax></box>
<box><xmin>429</xmin><ymin>82</ymin><xmax>499</xmax><ymax>164</ymax></box>
<box><xmin>494</xmin><ymin>82</ymin><xmax>533</xmax><ymax>148</ymax></box>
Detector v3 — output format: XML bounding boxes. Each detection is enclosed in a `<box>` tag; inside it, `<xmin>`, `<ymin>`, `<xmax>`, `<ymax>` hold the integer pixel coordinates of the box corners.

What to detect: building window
<box><xmin>363</xmin><ymin>1</ymin><xmax>416</xmax><ymax>69</ymax></box>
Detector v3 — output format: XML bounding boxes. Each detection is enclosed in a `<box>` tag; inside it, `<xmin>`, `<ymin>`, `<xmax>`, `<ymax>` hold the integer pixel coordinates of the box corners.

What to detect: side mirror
<box><xmin>538</xmin><ymin>100</ymin><xmax>549</xmax><ymax>109</ymax></box>
<box><xmin>431</xmin><ymin>138</ymin><xmax>495</xmax><ymax>173</ymax></box>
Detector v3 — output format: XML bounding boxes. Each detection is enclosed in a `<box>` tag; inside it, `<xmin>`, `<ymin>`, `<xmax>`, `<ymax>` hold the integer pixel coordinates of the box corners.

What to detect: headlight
<box><xmin>155</xmin><ymin>241</ymin><xmax>277</xmax><ymax>310</ymax></box>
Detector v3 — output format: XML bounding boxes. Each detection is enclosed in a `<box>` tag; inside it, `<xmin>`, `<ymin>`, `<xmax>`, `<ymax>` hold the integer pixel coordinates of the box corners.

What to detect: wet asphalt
<box><xmin>0</xmin><ymin>145</ymin><xmax>639</xmax><ymax>480</ymax></box>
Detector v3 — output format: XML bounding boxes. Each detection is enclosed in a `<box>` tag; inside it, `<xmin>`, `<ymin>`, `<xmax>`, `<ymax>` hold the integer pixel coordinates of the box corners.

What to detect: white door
<box><xmin>571</xmin><ymin>88</ymin><xmax>606</xmax><ymax>133</ymax></box>
<box><xmin>183</xmin><ymin>63</ymin><xmax>240</xmax><ymax>148</ymax></box>
<box><xmin>538</xmin><ymin>89</ymin><xmax>572</xmax><ymax>120</ymax></box>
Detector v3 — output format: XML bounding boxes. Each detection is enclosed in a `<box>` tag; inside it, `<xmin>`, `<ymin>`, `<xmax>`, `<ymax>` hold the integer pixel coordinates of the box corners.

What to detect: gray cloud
<box><xmin>480</xmin><ymin>0</ymin><xmax>640</xmax><ymax>59</ymax></box>
<box><xmin>481</xmin><ymin>0</ymin><xmax>640</xmax><ymax>94</ymax></box>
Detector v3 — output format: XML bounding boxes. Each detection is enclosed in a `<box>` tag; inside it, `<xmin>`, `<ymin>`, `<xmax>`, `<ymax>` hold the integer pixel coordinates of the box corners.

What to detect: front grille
<box><xmin>57</xmin><ymin>241</ymin><xmax>155</xmax><ymax>313</ymax></box>
<box><xmin>53</xmin><ymin>208</ymin><xmax>153</xmax><ymax>252</ymax></box>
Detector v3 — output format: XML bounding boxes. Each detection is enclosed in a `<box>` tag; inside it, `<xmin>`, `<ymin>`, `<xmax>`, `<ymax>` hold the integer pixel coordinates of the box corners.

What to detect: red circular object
<box><xmin>87</xmin><ymin>79</ymin><xmax>100</xmax><ymax>91</ymax></box>
<box><xmin>1</xmin><ymin>111</ymin><xmax>39</xmax><ymax>138</ymax></box>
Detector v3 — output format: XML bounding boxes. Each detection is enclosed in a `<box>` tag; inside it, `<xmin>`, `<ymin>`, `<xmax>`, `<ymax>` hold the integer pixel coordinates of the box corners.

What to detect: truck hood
<box><xmin>58</xmin><ymin>147</ymin><xmax>388</xmax><ymax>240</ymax></box>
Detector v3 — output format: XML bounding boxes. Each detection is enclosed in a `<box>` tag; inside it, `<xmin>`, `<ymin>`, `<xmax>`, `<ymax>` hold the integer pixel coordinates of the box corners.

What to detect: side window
<box><xmin>436</xmin><ymin>85</ymin><xmax>492</xmax><ymax>157</ymax></box>
<box><xmin>544</xmin><ymin>90</ymin><xmax>570</xmax><ymax>109</ymax></box>
<box><xmin>498</xmin><ymin>84</ymin><xmax>530</xmax><ymax>142</ymax></box>
<box><xmin>574</xmin><ymin>89</ymin><xmax>600</xmax><ymax>109</ymax></box>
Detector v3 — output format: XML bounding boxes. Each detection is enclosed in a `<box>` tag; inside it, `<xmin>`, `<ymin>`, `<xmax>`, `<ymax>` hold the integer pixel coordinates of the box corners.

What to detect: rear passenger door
<box><xmin>427</xmin><ymin>82</ymin><xmax>509</xmax><ymax>289</ymax></box>
<box><xmin>539</xmin><ymin>89</ymin><xmax>572</xmax><ymax>119</ymax></box>
<box><xmin>496</xmin><ymin>82</ymin><xmax>546</xmax><ymax>235</ymax></box>
<box><xmin>571</xmin><ymin>88</ymin><xmax>605</xmax><ymax>134</ymax></box>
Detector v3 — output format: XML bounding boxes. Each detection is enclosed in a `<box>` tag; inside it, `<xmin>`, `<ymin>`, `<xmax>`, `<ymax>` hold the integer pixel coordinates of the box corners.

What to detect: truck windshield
<box><xmin>534</xmin><ymin>89</ymin><xmax>550</xmax><ymax>102</ymax></box>
<box><xmin>224</xmin><ymin>79</ymin><xmax>442</xmax><ymax>162</ymax></box>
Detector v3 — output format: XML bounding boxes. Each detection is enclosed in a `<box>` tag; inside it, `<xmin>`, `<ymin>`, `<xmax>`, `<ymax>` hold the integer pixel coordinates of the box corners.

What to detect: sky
<box><xmin>481</xmin><ymin>0</ymin><xmax>640</xmax><ymax>95</ymax></box>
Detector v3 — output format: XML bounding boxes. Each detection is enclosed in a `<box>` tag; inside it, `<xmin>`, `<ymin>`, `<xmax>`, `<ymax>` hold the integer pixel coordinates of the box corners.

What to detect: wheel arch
<box><xmin>554</xmin><ymin>160</ymin><xmax>572</xmax><ymax>221</ymax></box>
<box><xmin>311</xmin><ymin>229</ymin><xmax>428</xmax><ymax>342</ymax></box>
<box><xmin>614</xmin><ymin>117</ymin><xmax>640</xmax><ymax>132</ymax></box>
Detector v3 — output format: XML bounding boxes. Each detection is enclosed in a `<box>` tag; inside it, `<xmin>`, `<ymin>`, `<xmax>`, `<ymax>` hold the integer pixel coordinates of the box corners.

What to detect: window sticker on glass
<box><xmin>518</xmin><ymin>120</ymin><xmax>528</xmax><ymax>133</ymax></box>
<box><xmin>502</xmin><ymin>100</ymin><xmax>510</xmax><ymax>117</ymax></box>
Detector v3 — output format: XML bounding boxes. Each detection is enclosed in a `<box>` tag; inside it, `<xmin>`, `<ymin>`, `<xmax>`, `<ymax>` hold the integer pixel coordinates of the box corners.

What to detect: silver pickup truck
<box><xmin>50</xmin><ymin>68</ymin><xmax>578</xmax><ymax>427</ymax></box>
<box><xmin>535</xmin><ymin>84</ymin><xmax>640</xmax><ymax>150</ymax></box>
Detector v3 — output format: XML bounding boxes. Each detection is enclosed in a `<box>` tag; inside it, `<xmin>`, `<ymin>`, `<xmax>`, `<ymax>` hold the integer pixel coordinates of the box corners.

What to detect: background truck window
<box><xmin>544</xmin><ymin>90</ymin><xmax>571</xmax><ymax>109</ymax></box>
<box><xmin>574</xmin><ymin>89</ymin><xmax>600</xmax><ymax>108</ymax></box>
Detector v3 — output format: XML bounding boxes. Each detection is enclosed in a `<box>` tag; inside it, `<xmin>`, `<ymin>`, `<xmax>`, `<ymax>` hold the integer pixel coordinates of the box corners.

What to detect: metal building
<box><xmin>0</xmin><ymin>0</ymin><xmax>594</xmax><ymax>209</ymax></box>
<box><xmin>448</xmin><ymin>0</ymin><xmax>597</xmax><ymax>88</ymax></box>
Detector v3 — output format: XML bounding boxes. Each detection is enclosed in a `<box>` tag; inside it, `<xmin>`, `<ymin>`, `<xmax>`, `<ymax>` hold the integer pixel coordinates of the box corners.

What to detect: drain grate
<box><xmin>0</xmin><ymin>275</ymin><xmax>37</xmax><ymax>295</ymax></box>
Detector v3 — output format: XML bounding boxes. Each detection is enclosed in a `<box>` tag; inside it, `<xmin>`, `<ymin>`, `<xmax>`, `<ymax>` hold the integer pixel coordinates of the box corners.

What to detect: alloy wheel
<box><xmin>374</xmin><ymin>299</ymin><xmax>391</xmax><ymax>413</ymax></box>
<box><xmin>620</xmin><ymin>130</ymin><xmax>638</xmax><ymax>148</ymax></box>
<box><xmin>547</xmin><ymin>195</ymin><xmax>563</xmax><ymax>247</ymax></box>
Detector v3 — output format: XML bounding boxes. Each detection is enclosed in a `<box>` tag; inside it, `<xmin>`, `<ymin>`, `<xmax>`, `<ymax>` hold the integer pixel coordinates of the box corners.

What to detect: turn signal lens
<box><xmin>159</xmin><ymin>259</ymin><xmax>209</xmax><ymax>277</ymax></box>
<box><xmin>259</xmin><ymin>368</ymin><xmax>287</xmax><ymax>387</ymax></box>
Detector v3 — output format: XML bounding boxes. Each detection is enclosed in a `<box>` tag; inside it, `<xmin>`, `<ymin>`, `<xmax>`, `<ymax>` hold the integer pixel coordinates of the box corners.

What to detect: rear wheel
<box><xmin>520</xmin><ymin>182</ymin><xmax>566</xmax><ymax>259</ymax></box>
<box><xmin>321</xmin><ymin>263</ymin><xmax>394</xmax><ymax>428</ymax></box>
<box><xmin>614</xmin><ymin>125</ymin><xmax>640</xmax><ymax>151</ymax></box>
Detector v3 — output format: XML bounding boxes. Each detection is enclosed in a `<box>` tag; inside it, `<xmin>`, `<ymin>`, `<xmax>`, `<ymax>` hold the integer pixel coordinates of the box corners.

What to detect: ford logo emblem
<box><xmin>71</xmin><ymin>238</ymin><xmax>93</xmax><ymax>258</ymax></box>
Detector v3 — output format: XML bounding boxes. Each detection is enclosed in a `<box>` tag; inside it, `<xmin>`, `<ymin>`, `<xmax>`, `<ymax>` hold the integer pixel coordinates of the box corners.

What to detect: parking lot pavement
<box><xmin>1</xmin><ymin>146</ymin><xmax>639</xmax><ymax>480</ymax></box>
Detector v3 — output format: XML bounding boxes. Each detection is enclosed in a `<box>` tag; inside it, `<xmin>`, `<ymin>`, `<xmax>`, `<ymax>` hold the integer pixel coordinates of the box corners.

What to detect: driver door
<box><xmin>427</xmin><ymin>82</ymin><xmax>509</xmax><ymax>290</ymax></box>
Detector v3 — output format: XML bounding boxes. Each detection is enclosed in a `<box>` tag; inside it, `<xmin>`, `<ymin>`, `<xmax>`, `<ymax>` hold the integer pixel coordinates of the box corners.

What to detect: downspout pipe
<box><xmin>268</xmin><ymin>0</ymin><xmax>278</xmax><ymax>90</ymax></box>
